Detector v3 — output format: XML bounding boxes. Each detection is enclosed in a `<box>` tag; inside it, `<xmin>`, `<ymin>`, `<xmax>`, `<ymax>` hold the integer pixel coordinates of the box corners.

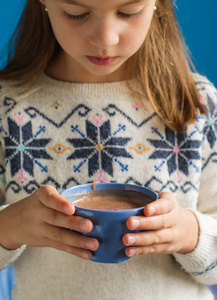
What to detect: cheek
<box><xmin>47</xmin><ymin>11</ymin><xmax>84</xmax><ymax>51</ymax></box>
<box><xmin>122</xmin><ymin>10</ymin><xmax>153</xmax><ymax>53</ymax></box>
<box><xmin>122</xmin><ymin>27</ymin><xmax>148</xmax><ymax>54</ymax></box>
<box><xmin>51</xmin><ymin>22</ymin><xmax>84</xmax><ymax>53</ymax></box>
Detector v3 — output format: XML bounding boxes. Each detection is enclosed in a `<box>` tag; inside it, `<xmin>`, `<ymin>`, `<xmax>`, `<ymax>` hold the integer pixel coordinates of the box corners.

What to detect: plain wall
<box><xmin>176</xmin><ymin>0</ymin><xmax>217</xmax><ymax>86</ymax></box>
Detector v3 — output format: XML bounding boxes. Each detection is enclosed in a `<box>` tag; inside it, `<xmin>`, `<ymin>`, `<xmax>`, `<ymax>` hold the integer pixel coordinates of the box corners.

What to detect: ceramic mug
<box><xmin>61</xmin><ymin>183</ymin><xmax>158</xmax><ymax>264</ymax></box>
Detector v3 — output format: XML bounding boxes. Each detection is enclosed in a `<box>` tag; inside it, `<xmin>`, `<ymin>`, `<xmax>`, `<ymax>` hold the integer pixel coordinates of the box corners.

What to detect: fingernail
<box><xmin>148</xmin><ymin>206</ymin><xmax>156</xmax><ymax>216</ymax></box>
<box><xmin>81</xmin><ymin>251</ymin><xmax>91</xmax><ymax>260</ymax></box>
<box><xmin>128</xmin><ymin>248</ymin><xmax>137</xmax><ymax>257</ymax></box>
<box><xmin>79</xmin><ymin>221</ymin><xmax>89</xmax><ymax>231</ymax></box>
<box><xmin>85</xmin><ymin>240</ymin><xmax>95</xmax><ymax>250</ymax></box>
<box><xmin>131</xmin><ymin>219</ymin><xmax>140</xmax><ymax>229</ymax></box>
<box><xmin>128</xmin><ymin>236</ymin><xmax>136</xmax><ymax>245</ymax></box>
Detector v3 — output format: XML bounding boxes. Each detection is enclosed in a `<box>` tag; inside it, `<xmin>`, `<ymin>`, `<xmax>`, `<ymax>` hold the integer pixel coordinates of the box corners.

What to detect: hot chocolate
<box><xmin>72</xmin><ymin>189</ymin><xmax>154</xmax><ymax>211</ymax></box>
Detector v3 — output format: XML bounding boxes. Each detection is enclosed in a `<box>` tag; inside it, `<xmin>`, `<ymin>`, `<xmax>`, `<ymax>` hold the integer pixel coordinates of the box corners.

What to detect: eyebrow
<box><xmin>56</xmin><ymin>0</ymin><xmax>144</xmax><ymax>7</ymax></box>
<box><xmin>56</xmin><ymin>0</ymin><xmax>84</xmax><ymax>4</ymax></box>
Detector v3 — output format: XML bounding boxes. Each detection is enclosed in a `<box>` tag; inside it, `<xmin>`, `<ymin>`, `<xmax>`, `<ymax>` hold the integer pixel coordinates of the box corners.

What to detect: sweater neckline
<box><xmin>37</xmin><ymin>72</ymin><xmax>137</xmax><ymax>96</ymax></box>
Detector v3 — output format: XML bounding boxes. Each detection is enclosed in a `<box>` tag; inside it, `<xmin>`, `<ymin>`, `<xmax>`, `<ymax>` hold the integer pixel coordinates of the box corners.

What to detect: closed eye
<box><xmin>63</xmin><ymin>9</ymin><xmax>143</xmax><ymax>22</ymax></box>
<box><xmin>64</xmin><ymin>11</ymin><xmax>90</xmax><ymax>21</ymax></box>
<box><xmin>118</xmin><ymin>10</ymin><xmax>143</xmax><ymax>19</ymax></box>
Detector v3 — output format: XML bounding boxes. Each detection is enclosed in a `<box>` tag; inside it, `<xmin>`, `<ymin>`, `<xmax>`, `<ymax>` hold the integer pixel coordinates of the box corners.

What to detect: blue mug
<box><xmin>61</xmin><ymin>183</ymin><xmax>158</xmax><ymax>264</ymax></box>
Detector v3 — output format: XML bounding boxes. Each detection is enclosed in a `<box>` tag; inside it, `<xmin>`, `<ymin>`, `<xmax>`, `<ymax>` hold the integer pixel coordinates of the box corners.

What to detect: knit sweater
<box><xmin>0</xmin><ymin>73</ymin><xmax>217</xmax><ymax>300</ymax></box>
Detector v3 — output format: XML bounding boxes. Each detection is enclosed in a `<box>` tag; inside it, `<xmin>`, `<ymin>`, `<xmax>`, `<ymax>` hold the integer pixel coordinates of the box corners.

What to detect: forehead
<box><xmin>55</xmin><ymin>0</ymin><xmax>146</xmax><ymax>6</ymax></box>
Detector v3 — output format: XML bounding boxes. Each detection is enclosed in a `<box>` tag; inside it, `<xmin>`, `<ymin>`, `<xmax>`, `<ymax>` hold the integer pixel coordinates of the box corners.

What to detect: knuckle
<box><xmin>173</xmin><ymin>228</ymin><xmax>179</xmax><ymax>241</ymax></box>
<box><xmin>52</xmin><ymin>229</ymin><xmax>63</xmax><ymax>243</ymax></box>
<box><xmin>161</xmin><ymin>214</ymin><xmax>168</xmax><ymax>228</ymax></box>
<box><xmin>143</xmin><ymin>217</ymin><xmax>150</xmax><ymax>228</ymax></box>
<box><xmin>154</xmin><ymin>232</ymin><xmax>161</xmax><ymax>244</ymax></box>
<box><xmin>47</xmin><ymin>209</ymin><xmax>58</xmax><ymax>224</ymax></box>
<box><xmin>40</xmin><ymin>185</ymin><xmax>56</xmax><ymax>201</ymax></box>
<box><xmin>139</xmin><ymin>246</ymin><xmax>157</xmax><ymax>255</ymax></box>
<box><xmin>56</xmin><ymin>242</ymin><xmax>71</xmax><ymax>253</ymax></box>
<box><xmin>165</xmin><ymin>197</ymin><xmax>172</xmax><ymax>208</ymax></box>
<box><xmin>167</xmin><ymin>195</ymin><xmax>175</xmax><ymax>209</ymax></box>
<box><xmin>167</xmin><ymin>244</ymin><xmax>176</xmax><ymax>253</ymax></box>
<box><xmin>39</xmin><ymin>185</ymin><xmax>50</xmax><ymax>195</ymax></box>
<box><xmin>68</xmin><ymin>217</ymin><xmax>75</xmax><ymax>229</ymax></box>
<box><xmin>138</xmin><ymin>248</ymin><xmax>143</xmax><ymax>255</ymax></box>
<box><xmin>149</xmin><ymin>245</ymin><xmax>157</xmax><ymax>254</ymax></box>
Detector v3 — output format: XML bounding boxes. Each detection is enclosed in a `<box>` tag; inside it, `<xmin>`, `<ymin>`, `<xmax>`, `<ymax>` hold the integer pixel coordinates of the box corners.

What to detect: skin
<box><xmin>0</xmin><ymin>186</ymin><xmax>99</xmax><ymax>260</ymax></box>
<box><xmin>0</xmin><ymin>0</ymin><xmax>199</xmax><ymax>259</ymax></box>
<box><xmin>122</xmin><ymin>192</ymin><xmax>199</xmax><ymax>256</ymax></box>
<box><xmin>42</xmin><ymin>0</ymin><xmax>156</xmax><ymax>83</ymax></box>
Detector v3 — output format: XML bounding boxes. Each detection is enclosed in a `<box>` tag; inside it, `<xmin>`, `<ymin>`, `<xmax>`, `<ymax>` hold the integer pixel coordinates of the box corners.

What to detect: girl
<box><xmin>0</xmin><ymin>0</ymin><xmax>217</xmax><ymax>299</ymax></box>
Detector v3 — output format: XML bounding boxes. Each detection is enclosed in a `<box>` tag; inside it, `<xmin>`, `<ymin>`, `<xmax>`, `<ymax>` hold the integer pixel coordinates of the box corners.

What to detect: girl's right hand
<box><xmin>0</xmin><ymin>185</ymin><xmax>99</xmax><ymax>260</ymax></box>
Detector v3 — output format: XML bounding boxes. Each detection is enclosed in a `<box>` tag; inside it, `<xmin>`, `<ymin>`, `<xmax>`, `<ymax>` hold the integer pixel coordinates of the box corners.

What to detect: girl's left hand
<box><xmin>122</xmin><ymin>191</ymin><xmax>199</xmax><ymax>257</ymax></box>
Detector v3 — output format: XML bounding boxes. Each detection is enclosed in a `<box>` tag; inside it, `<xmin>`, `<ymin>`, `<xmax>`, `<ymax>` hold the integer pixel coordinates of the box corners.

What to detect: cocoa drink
<box><xmin>73</xmin><ymin>189</ymin><xmax>154</xmax><ymax>211</ymax></box>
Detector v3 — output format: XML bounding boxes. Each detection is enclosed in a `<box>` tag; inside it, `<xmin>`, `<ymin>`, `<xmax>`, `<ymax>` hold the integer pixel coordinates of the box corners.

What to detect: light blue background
<box><xmin>0</xmin><ymin>1</ymin><xmax>217</xmax><ymax>299</ymax></box>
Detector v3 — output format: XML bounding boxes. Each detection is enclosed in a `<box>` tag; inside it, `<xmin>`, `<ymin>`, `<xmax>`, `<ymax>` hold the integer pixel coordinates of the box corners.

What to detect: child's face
<box><xmin>44</xmin><ymin>0</ymin><xmax>156</xmax><ymax>82</ymax></box>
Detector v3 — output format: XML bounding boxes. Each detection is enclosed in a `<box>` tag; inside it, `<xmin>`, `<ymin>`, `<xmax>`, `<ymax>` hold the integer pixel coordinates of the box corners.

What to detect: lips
<box><xmin>87</xmin><ymin>56</ymin><xmax>118</xmax><ymax>66</ymax></box>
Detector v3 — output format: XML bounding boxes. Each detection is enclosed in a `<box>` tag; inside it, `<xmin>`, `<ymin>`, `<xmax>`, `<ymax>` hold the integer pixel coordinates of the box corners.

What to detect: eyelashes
<box><xmin>63</xmin><ymin>10</ymin><xmax>143</xmax><ymax>22</ymax></box>
<box><xmin>63</xmin><ymin>12</ymin><xmax>90</xmax><ymax>21</ymax></box>
<box><xmin>118</xmin><ymin>10</ymin><xmax>143</xmax><ymax>19</ymax></box>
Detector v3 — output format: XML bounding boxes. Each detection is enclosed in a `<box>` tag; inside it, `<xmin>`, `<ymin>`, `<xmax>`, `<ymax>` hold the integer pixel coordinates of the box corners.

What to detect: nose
<box><xmin>88</xmin><ymin>18</ymin><xmax>119</xmax><ymax>50</ymax></box>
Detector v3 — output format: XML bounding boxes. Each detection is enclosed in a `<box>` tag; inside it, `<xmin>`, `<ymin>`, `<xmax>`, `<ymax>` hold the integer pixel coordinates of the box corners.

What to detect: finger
<box><xmin>44</xmin><ymin>224</ymin><xmax>99</xmax><ymax>251</ymax></box>
<box><xmin>123</xmin><ymin>229</ymin><xmax>174</xmax><ymax>247</ymax></box>
<box><xmin>125</xmin><ymin>242</ymin><xmax>177</xmax><ymax>257</ymax></box>
<box><xmin>37</xmin><ymin>185</ymin><xmax>75</xmax><ymax>216</ymax></box>
<box><xmin>45</xmin><ymin>238</ymin><xmax>93</xmax><ymax>260</ymax></box>
<box><xmin>126</xmin><ymin>213</ymin><xmax>174</xmax><ymax>231</ymax></box>
<box><xmin>44</xmin><ymin>207</ymin><xmax>93</xmax><ymax>233</ymax></box>
<box><xmin>144</xmin><ymin>191</ymin><xmax>175</xmax><ymax>217</ymax></box>
<box><xmin>91</xmin><ymin>180</ymin><xmax>110</xmax><ymax>190</ymax></box>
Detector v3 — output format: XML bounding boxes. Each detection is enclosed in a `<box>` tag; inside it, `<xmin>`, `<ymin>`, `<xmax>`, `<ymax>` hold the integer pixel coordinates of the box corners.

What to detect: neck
<box><xmin>45</xmin><ymin>51</ymin><xmax>133</xmax><ymax>84</ymax></box>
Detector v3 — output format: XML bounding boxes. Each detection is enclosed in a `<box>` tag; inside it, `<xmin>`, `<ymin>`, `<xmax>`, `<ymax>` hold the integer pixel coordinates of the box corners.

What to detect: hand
<box><xmin>0</xmin><ymin>185</ymin><xmax>99</xmax><ymax>260</ymax></box>
<box><xmin>122</xmin><ymin>191</ymin><xmax>199</xmax><ymax>257</ymax></box>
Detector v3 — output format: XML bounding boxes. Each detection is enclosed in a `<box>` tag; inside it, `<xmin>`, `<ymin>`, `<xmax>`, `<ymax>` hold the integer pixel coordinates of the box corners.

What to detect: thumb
<box><xmin>37</xmin><ymin>185</ymin><xmax>75</xmax><ymax>215</ymax></box>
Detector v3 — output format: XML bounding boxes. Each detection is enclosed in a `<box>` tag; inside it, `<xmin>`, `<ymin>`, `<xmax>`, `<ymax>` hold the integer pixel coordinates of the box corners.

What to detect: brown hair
<box><xmin>0</xmin><ymin>0</ymin><xmax>56</xmax><ymax>86</ymax></box>
<box><xmin>0</xmin><ymin>0</ymin><xmax>206</xmax><ymax>132</ymax></box>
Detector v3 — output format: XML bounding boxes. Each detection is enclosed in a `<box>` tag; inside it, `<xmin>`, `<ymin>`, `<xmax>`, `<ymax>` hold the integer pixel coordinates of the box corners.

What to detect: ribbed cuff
<box><xmin>173</xmin><ymin>211</ymin><xmax>217</xmax><ymax>274</ymax></box>
<box><xmin>0</xmin><ymin>244</ymin><xmax>26</xmax><ymax>270</ymax></box>
<box><xmin>0</xmin><ymin>204</ymin><xmax>26</xmax><ymax>270</ymax></box>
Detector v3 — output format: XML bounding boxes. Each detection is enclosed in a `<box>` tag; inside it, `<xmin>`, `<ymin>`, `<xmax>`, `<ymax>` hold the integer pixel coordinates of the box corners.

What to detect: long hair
<box><xmin>0</xmin><ymin>0</ymin><xmax>56</xmax><ymax>86</ymax></box>
<box><xmin>130</xmin><ymin>0</ymin><xmax>206</xmax><ymax>131</ymax></box>
<box><xmin>0</xmin><ymin>0</ymin><xmax>206</xmax><ymax>131</ymax></box>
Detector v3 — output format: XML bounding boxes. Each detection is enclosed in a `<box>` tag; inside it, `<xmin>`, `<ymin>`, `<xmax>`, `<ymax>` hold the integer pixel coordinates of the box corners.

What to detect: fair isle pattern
<box><xmin>2</xmin><ymin>77</ymin><xmax>217</xmax><ymax>300</ymax></box>
<box><xmin>67</xmin><ymin>119</ymin><xmax>133</xmax><ymax>177</ymax></box>
<box><xmin>4</xmin><ymin>117</ymin><xmax>52</xmax><ymax>177</ymax></box>
<box><xmin>203</xmin><ymin>94</ymin><xmax>217</xmax><ymax>148</ymax></box>
<box><xmin>24</xmin><ymin>104</ymin><xmax>91</xmax><ymax>128</ymax></box>
<box><xmin>0</xmin><ymin>76</ymin><xmax>217</xmax><ymax>197</ymax></box>
<box><xmin>147</xmin><ymin>127</ymin><xmax>201</xmax><ymax>176</ymax></box>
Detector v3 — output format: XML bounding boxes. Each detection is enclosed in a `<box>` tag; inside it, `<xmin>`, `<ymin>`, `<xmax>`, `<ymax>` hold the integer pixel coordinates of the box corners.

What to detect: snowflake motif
<box><xmin>67</xmin><ymin>120</ymin><xmax>132</xmax><ymax>177</ymax></box>
<box><xmin>4</xmin><ymin>118</ymin><xmax>52</xmax><ymax>177</ymax></box>
<box><xmin>0</xmin><ymin>162</ymin><xmax>5</xmax><ymax>185</ymax></box>
<box><xmin>203</xmin><ymin>95</ymin><xmax>217</xmax><ymax>148</ymax></box>
<box><xmin>148</xmin><ymin>127</ymin><xmax>201</xmax><ymax>175</ymax></box>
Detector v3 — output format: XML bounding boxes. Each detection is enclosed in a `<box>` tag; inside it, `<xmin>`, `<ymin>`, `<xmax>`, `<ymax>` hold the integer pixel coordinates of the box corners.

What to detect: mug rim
<box><xmin>61</xmin><ymin>183</ymin><xmax>158</xmax><ymax>213</ymax></box>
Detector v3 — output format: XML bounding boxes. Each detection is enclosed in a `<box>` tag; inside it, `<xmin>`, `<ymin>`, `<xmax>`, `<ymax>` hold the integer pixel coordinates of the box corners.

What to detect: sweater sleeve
<box><xmin>0</xmin><ymin>205</ymin><xmax>26</xmax><ymax>271</ymax></box>
<box><xmin>0</xmin><ymin>87</ymin><xmax>26</xmax><ymax>270</ymax></box>
<box><xmin>173</xmin><ymin>76</ymin><xmax>217</xmax><ymax>285</ymax></box>
<box><xmin>0</xmin><ymin>130</ymin><xmax>5</xmax><ymax>205</ymax></box>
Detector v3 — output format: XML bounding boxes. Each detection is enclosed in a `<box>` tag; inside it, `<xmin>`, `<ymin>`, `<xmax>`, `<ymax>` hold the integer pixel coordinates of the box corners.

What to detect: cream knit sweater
<box><xmin>0</xmin><ymin>73</ymin><xmax>217</xmax><ymax>300</ymax></box>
